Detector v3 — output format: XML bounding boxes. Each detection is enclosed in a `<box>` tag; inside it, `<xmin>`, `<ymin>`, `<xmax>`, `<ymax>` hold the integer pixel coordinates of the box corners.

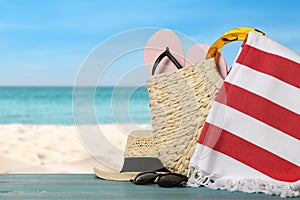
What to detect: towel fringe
<box><xmin>187</xmin><ymin>166</ymin><xmax>216</xmax><ymax>187</ymax></box>
<box><xmin>187</xmin><ymin>165</ymin><xmax>300</xmax><ymax>198</ymax></box>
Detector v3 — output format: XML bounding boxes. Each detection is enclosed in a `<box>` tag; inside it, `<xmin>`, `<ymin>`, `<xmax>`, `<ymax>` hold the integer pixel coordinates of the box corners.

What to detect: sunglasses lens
<box><xmin>157</xmin><ymin>174</ymin><xmax>188</xmax><ymax>187</ymax></box>
<box><xmin>133</xmin><ymin>172</ymin><xmax>158</xmax><ymax>185</ymax></box>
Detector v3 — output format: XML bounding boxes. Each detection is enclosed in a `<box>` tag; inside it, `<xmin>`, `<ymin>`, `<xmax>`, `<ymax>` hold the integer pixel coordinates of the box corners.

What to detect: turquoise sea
<box><xmin>0</xmin><ymin>87</ymin><xmax>151</xmax><ymax>125</ymax></box>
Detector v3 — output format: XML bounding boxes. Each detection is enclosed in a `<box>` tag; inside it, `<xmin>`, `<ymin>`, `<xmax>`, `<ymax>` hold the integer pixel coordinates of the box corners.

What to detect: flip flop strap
<box><xmin>152</xmin><ymin>47</ymin><xmax>183</xmax><ymax>75</ymax></box>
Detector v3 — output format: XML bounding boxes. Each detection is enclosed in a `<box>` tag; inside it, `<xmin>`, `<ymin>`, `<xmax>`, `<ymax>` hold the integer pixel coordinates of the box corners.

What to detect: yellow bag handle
<box><xmin>207</xmin><ymin>27</ymin><xmax>266</xmax><ymax>62</ymax></box>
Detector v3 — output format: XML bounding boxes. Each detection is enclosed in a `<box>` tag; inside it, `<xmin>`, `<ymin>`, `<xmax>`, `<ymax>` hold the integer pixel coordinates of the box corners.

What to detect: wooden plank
<box><xmin>0</xmin><ymin>174</ymin><xmax>281</xmax><ymax>199</ymax></box>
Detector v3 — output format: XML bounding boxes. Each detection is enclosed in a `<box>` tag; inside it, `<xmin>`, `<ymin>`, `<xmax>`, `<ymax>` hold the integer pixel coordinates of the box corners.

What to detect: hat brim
<box><xmin>93</xmin><ymin>167</ymin><xmax>138</xmax><ymax>182</ymax></box>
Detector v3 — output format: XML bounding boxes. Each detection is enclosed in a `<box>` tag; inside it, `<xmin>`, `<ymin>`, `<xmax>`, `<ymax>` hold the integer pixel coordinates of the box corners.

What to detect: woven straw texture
<box><xmin>93</xmin><ymin>130</ymin><xmax>156</xmax><ymax>182</ymax></box>
<box><xmin>124</xmin><ymin>130</ymin><xmax>157</xmax><ymax>158</ymax></box>
<box><xmin>147</xmin><ymin>58</ymin><xmax>223</xmax><ymax>175</ymax></box>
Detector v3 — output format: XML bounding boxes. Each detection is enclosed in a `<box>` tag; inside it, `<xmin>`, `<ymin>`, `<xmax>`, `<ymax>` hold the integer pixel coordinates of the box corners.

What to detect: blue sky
<box><xmin>0</xmin><ymin>0</ymin><xmax>299</xmax><ymax>86</ymax></box>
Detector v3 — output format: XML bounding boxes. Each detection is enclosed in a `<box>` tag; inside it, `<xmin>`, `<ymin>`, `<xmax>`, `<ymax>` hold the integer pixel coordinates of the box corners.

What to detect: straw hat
<box><xmin>94</xmin><ymin>130</ymin><xmax>168</xmax><ymax>181</ymax></box>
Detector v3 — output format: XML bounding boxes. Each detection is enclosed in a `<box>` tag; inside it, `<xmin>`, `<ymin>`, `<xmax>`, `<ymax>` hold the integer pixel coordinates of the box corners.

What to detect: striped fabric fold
<box><xmin>188</xmin><ymin>32</ymin><xmax>300</xmax><ymax>198</ymax></box>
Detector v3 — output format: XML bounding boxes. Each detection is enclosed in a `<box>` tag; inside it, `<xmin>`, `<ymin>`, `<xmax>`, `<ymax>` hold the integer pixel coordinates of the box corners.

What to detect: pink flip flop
<box><xmin>145</xmin><ymin>29</ymin><xmax>228</xmax><ymax>79</ymax></box>
<box><xmin>144</xmin><ymin>29</ymin><xmax>185</xmax><ymax>75</ymax></box>
<box><xmin>185</xmin><ymin>44</ymin><xmax>228</xmax><ymax>79</ymax></box>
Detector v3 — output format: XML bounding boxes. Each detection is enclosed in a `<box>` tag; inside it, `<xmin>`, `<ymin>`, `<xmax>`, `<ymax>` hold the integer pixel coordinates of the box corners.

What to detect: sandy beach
<box><xmin>0</xmin><ymin>124</ymin><xmax>150</xmax><ymax>174</ymax></box>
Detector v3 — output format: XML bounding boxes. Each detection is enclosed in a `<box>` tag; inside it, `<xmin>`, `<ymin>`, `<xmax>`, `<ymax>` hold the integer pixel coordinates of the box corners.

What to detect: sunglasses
<box><xmin>132</xmin><ymin>171</ymin><xmax>188</xmax><ymax>188</ymax></box>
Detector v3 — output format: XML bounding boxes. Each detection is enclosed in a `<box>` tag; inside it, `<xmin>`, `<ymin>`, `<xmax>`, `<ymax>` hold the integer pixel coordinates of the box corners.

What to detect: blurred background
<box><xmin>0</xmin><ymin>0</ymin><xmax>299</xmax><ymax>173</ymax></box>
<box><xmin>0</xmin><ymin>0</ymin><xmax>299</xmax><ymax>87</ymax></box>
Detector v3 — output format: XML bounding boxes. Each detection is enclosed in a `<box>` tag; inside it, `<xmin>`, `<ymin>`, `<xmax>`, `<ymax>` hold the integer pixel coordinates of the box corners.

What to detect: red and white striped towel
<box><xmin>188</xmin><ymin>32</ymin><xmax>300</xmax><ymax>198</ymax></box>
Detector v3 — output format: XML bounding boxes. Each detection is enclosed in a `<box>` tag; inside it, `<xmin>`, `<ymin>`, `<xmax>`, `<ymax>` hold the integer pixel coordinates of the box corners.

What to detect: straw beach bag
<box><xmin>147</xmin><ymin>58</ymin><xmax>222</xmax><ymax>175</ymax></box>
<box><xmin>188</xmin><ymin>30</ymin><xmax>300</xmax><ymax>198</ymax></box>
<box><xmin>146</xmin><ymin>28</ymin><xmax>263</xmax><ymax>175</ymax></box>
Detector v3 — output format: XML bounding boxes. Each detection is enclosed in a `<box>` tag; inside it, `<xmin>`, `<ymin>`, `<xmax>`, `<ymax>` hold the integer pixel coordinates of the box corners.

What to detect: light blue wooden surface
<box><xmin>0</xmin><ymin>174</ymin><xmax>286</xmax><ymax>199</ymax></box>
